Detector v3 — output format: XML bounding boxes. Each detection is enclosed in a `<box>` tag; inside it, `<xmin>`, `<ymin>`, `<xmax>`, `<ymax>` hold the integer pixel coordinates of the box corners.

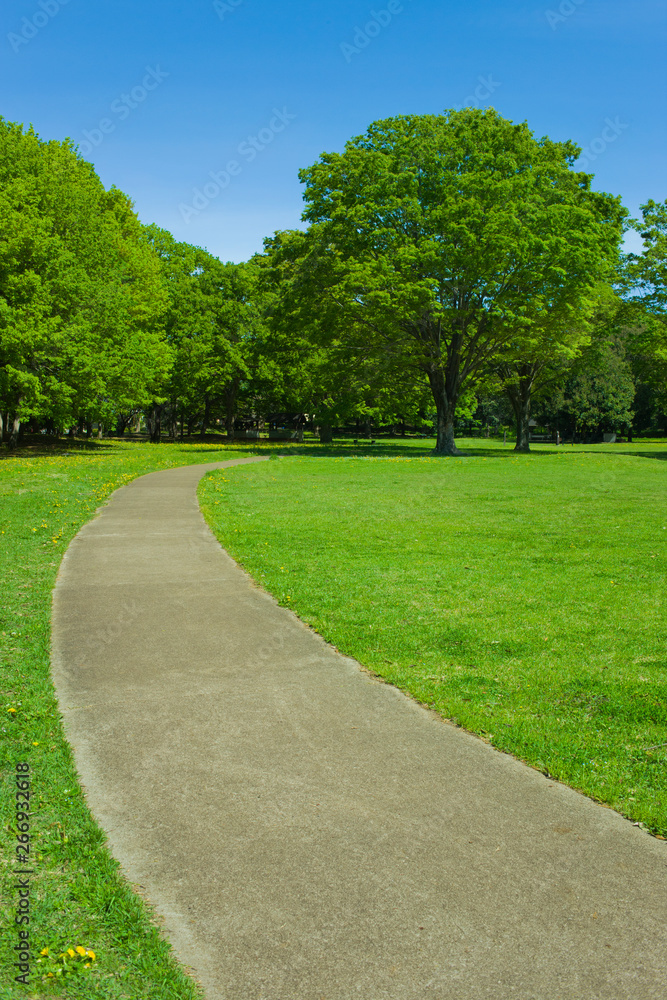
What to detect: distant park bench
<box><xmin>529</xmin><ymin>433</ymin><xmax>560</xmax><ymax>444</ymax></box>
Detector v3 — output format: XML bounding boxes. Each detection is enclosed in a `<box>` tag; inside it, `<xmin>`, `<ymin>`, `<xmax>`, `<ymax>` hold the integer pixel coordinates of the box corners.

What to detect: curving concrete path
<box><xmin>52</xmin><ymin>459</ymin><xmax>667</xmax><ymax>1000</ymax></box>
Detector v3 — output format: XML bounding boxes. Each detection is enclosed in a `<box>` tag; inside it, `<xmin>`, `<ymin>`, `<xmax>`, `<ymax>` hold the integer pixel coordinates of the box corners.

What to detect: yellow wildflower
<box><xmin>67</xmin><ymin>948</ymin><xmax>75</xmax><ymax>957</ymax></box>
<box><xmin>40</xmin><ymin>947</ymin><xmax>49</xmax><ymax>956</ymax></box>
<box><xmin>86</xmin><ymin>949</ymin><xmax>96</xmax><ymax>961</ymax></box>
<box><xmin>75</xmin><ymin>946</ymin><xmax>87</xmax><ymax>956</ymax></box>
<box><xmin>7</xmin><ymin>707</ymin><xmax>16</xmax><ymax>714</ymax></box>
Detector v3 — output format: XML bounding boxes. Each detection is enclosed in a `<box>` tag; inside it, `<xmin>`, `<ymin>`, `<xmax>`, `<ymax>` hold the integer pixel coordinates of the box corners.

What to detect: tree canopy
<box><xmin>2</xmin><ymin>110</ymin><xmax>664</xmax><ymax>448</ymax></box>
<box><xmin>291</xmin><ymin>108</ymin><xmax>627</xmax><ymax>453</ymax></box>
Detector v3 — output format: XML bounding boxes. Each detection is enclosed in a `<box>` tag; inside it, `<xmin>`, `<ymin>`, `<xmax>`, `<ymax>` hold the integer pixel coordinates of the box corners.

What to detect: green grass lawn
<box><xmin>0</xmin><ymin>439</ymin><xmax>263</xmax><ymax>999</ymax></box>
<box><xmin>2</xmin><ymin>434</ymin><xmax>665</xmax><ymax>998</ymax></box>
<box><xmin>199</xmin><ymin>440</ymin><xmax>667</xmax><ymax>838</ymax></box>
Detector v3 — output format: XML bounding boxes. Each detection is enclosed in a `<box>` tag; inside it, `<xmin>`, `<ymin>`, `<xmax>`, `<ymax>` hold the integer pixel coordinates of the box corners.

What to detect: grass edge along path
<box><xmin>199</xmin><ymin>443</ymin><xmax>667</xmax><ymax>840</ymax></box>
<box><xmin>0</xmin><ymin>441</ymin><xmax>261</xmax><ymax>1000</ymax></box>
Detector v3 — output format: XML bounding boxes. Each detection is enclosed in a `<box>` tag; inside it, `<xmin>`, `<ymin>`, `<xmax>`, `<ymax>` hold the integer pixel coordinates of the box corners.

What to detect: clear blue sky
<box><xmin>3</xmin><ymin>0</ymin><xmax>665</xmax><ymax>262</ymax></box>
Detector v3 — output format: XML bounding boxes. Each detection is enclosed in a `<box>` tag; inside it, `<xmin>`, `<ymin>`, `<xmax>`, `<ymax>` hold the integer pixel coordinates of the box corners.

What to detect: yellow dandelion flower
<box><xmin>86</xmin><ymin>950</ymin><xmax>96</xmax><ymax>961</ymax></box>
<box><xmin>75</xmin><ymin>946</ymin><xmax>87</xmax><ymax>956</ymax></box>
<box><xmin>7</xmin><ymin>707</ymin><xmax>16</xmax><ymax>714</ymax></box>
<box><xmin>32</xmin><ymin>741</ymin><xmax>39</xmax><ymax>746</ymax></box>
<box><xmin>84</xmin><ymin>962</ymin><xmax>91</xmax><ymax>968</ymax></box>
<box><xmin>40</xmin><ymin>947</ymin><xmax>49</xmax><ymax>956</ymax></box>
<box><xmin>47</xmin><ymin>972</ymin><xmax>54</xmax><ymax>978</ymax></box>
<box><xmin>67</xmin><ymin>948</ymin><xmax>75</xmax><ymax>957</ymax></box>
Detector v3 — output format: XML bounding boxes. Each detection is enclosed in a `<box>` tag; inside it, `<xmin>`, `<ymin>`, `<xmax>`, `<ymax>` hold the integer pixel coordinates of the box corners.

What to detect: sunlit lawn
<box><xmin>200</xmin><ymin>440</ymin><xmax>667</xmax><ymax>837</ymax></box>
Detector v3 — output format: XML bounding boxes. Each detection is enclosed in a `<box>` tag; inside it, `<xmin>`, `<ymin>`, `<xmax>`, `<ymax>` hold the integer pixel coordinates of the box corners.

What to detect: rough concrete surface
<box><xmin>51</xmin><ymin>459</ymin><xmax>667</xmax><ymax>1000</ymax></box>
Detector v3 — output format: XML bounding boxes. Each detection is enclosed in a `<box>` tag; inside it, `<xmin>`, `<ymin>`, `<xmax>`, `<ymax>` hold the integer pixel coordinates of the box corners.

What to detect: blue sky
<box><xmin>2</xmin><ymin>0</ymin><xmax>665</xmax><ymax>262</ymax></box>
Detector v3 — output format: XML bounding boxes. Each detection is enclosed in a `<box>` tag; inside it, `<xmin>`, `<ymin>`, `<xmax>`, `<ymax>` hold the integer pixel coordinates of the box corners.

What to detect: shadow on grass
<box><xmin>6</xmin><ymin>435</ymin><xmax>664</xmax><ymax>463</ymax></box>
<box><xmin>627</xmin><ymin>451</ymin><xmax>667</xmax><ymax>461</ymax></box>
<box><xmin>569</xmin><ymin>447</ymin><xmax>667</xmax><ymax>462</ymax></box>
<box><xmin>0</xmin><ymin>440</ymin><xmax>118</xmax><ymax>460</ymax></box>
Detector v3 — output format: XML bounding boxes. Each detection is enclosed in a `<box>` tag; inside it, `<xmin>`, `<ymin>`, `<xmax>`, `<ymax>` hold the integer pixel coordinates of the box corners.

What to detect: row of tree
<box><xmin>1</xmin><ymin>110</ymin><xmax>665</xmax><ymax>452</ymax></box>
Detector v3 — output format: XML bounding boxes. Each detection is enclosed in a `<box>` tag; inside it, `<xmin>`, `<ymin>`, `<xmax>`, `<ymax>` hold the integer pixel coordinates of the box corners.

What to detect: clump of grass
<box><xmin>200</xmin><ymin>442</ymin><xmax>667</xmax><ymax>837</ymax></box>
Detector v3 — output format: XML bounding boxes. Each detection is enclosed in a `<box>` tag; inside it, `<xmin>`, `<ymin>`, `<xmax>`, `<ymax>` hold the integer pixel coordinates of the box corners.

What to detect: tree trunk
<box><xmin>147</xmin><ymin>405</ymin><xmax>162</xmax><ymax>443</ymax></box>
<box><xmin>8</xmin><ymin>412</ymin><xmax>21</xmax><ymax>449</ymax></box>
<box><xmin>7</xmin><ymin>398</ymin><xmax>23</xmax><ymax>448</ymax></box>
<box><xmin>506</xmin><ymin>377</ymin><xmax>532</xmax><ymax>453</ymax></box>
<box><xmin>429</xmin><ymin>370</ymin><xmax>462</xmax><ymax>456</ymax></box>
<box><xmin>513</xmin><ymin>395</ymin><xmax>531</xmax><ymax>452</ymax></box>
<box><xmin>0</xmin><ymin>411</ymin><xmax>3</xmax><ymax>443</ymax></box>
<box><xmin>319</xmin><ymin>424</ymin><xmax>333</xmax><ymax>443</ymax></box>
<box><xmin>224</xmin><ymin>378</ymin><xmax>240</xmax><ymax>440</ymax></box>
<box><xmin>225</xmin><ymin>404</ymin><xmax>234</xmax><ymax>440</ymax></box>
<box><xmin>199</xmin><ymin>395</ymin><xmax>210</xmax><ymax>440</ymax></box>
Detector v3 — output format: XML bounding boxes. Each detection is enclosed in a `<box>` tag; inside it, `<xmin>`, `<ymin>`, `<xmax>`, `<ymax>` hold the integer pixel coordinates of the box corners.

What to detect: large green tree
<box><xmin>295</xmin><ymin>108</ymin><xmax>627</xmax><ymax>454</ymax></box>
<box><xmin>0</xmin><ymin>118</ymin><xmax>168</xmax><ymax>444</ymax></box>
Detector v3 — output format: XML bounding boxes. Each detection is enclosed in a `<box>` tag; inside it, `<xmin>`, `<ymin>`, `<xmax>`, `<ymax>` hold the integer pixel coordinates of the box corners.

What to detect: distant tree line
<box><xmin>1</xmin><ymin>111</ymin><xmax>665</xmax><ymax>452</ymax></box>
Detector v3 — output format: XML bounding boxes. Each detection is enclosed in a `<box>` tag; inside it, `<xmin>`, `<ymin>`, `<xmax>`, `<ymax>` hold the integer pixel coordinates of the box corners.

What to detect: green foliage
<box><xmin>623</xmin><ymin>199</ymin><xmax>667</xmax><ymax>316</ymax></box>
<box><xmin>619</xmin><ymin>200</ymin><xmax>667</xmax><ymax>413</ymax></box>
<box><xmin>0</xmin><ymin>119</ymin><xmax>169</xmax><ymax>435</ymax></box>
<box><xmin>144</xmin><ymin>232</ymin><xmax>277</xmax><ymax>438</ymax></box>
<box><xmin>260</xmin><ymin>231</ymin><xmax>431</xmax><ymax>429</ymax></box>
<box><xmin>564</xmin><ymin>339</ymin><xmax>635</xmax><ymax>433</ymax></box>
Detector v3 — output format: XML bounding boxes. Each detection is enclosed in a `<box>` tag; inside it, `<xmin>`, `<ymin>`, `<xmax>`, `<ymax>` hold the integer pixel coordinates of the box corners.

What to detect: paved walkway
<box><xmin>51</xmin><ymin>460</ymin><xmax>667</xmax><ymax>1000</ymax></box>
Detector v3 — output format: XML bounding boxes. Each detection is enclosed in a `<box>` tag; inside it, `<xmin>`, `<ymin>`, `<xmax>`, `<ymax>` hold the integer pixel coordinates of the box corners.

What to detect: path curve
<box><xmin>52</xmin><ymin>459</ymin><xmax>667</xmax><ymax>1000</ymax></box>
